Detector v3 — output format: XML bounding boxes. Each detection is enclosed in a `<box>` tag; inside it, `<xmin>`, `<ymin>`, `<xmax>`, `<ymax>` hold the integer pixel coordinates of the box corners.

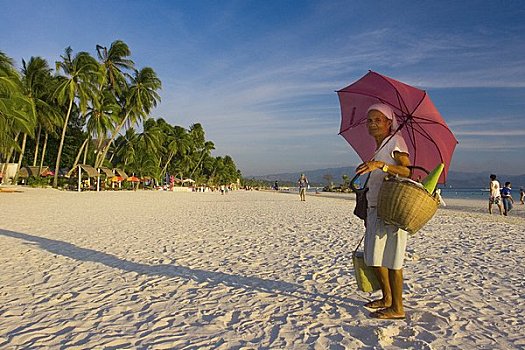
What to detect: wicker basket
<box><xmin>377</xmin><ymin>176</ymin><xmax>439</xmax><ymax>234</ymax></box>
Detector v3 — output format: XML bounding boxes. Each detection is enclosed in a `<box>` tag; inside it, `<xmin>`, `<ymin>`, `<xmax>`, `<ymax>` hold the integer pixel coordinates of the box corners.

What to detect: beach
<box><xmin>1</xmin><ymin>188</ymin><xmax>524</xmax><ymax>349</ymax></box>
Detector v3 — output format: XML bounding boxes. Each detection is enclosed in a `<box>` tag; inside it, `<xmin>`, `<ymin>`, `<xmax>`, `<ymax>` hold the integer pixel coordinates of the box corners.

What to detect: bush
<box><xmin>27</xmin><ymin>176</ymin><xmax>51</xmax><ymax>188</ymax></box>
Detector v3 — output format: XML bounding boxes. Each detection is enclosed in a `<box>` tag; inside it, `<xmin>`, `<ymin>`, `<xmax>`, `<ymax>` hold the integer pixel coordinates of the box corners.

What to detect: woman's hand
<box><xmin>356</xmin><ymin>161</ymin><xmax>383</xmax><ymax>175</ymax></box>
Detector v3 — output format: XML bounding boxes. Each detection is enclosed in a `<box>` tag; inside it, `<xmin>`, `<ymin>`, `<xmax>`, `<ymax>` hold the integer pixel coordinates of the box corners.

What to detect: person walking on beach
<box><xmin>501</xmin><ymin>182</ymin><xmax>514</xmax><ymax>216</ymax></box>
<box><xmin>489</xmin><ymin>174</ymin><xmax>503</xmax><ymax>215</ymax></box>
<box><xmin>520</xmin><ymin>187</ymin><xmax>524</xmax><ymax>204</ymax></box>
<box><xmin>355</xmin><ymin>103</ymin><xmax>411</xmax><ymax>320</ymax></box>
<box><xmin>297</xmin><ymin>174</ymin><xmax>309</xmax><ymax>201</ymax></box>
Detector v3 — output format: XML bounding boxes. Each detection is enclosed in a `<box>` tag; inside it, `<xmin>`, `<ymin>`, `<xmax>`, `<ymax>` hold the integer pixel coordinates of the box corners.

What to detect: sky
<box><xmin>1</xmin><ymin>0</ymin><xmax>524</xmax><ymax>176</ymax></box>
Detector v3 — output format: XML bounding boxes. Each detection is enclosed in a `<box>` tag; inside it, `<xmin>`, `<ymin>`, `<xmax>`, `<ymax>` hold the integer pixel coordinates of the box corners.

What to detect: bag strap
<box><xmin>354</xmin><ymin>234</ymin><xmax>366</xmax><ymax>253</ymax></box>
<box><xmin>349</xmin><ymin>172</ymin><xmax>371</xmax><ymax>193</ymax></box>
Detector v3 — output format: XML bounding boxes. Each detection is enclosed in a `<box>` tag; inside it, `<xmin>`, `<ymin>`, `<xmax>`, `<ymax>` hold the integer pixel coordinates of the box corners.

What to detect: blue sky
<box><xmin>1</xmin><ymin>0</ymin><xmax>524</xmax><ymax>176</ymax></box>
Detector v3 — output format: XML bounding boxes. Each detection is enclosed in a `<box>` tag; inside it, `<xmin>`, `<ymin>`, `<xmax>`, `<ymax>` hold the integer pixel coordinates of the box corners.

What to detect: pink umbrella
<box><xmin>337</xmin><ymin>71</ymin><xmax>458</xmax><ymax>183</ymax></box>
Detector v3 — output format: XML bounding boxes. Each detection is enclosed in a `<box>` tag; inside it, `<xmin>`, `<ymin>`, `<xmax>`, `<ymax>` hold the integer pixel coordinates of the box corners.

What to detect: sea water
<box><xmin>438</xmin><ymin>188</ymin><xmax>488</xmax><ymax>200</ymax></box>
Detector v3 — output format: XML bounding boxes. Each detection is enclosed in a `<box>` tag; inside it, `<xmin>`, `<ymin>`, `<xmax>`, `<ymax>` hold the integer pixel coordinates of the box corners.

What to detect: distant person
<box><xmin>488</xmin><ymin>174</ymin><xmax>503</xmax><ymax>215</ymax></box>
<box><xmin>520</xmin><ymin>187</ymin><xmax>524</xmax><ymax>204</ymax></box>
<box><xmin>297</xmin><ymin>174</ymin><xmax>309</xmax><ymax>201</ymax></box>
<box><xmin>274</xmin><ymin>181</ymin><xmax>279</xmax><ymax>191</ymax></box>
<box><xmin>500</xmin><ymin>182</ymin><xmax>514</xmax><ymax>216</ymax></box>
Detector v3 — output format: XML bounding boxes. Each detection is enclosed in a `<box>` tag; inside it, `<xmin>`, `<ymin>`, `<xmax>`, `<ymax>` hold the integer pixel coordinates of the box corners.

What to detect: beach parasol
<box><xmin>111</xmin><ymin>176</ymin><xmax>123</xmax><ymax>182</ymax></box>
<box><xmin>126</xmin><ymin>176</ymin><xmax>141</xmax><ymax>183</ymax></box>
<box><xmin>337</xmin><ymin>70</ymin><xmax>458</xmax><ymax>183</ymax></box>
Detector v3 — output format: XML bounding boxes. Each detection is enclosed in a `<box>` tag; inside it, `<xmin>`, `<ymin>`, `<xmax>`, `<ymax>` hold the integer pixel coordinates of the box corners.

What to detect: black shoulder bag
<box><xmin>350</xmin><ymin>173</ymin><xmax>371</xmax><ymax>222</ymax></box>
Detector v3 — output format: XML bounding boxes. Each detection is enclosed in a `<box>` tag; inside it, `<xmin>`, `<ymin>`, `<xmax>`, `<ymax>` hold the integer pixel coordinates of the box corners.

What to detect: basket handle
<box><xmin>408</xmin><ymin>166</ymin><xmax>429</xmax><ymax>180</ymax></box>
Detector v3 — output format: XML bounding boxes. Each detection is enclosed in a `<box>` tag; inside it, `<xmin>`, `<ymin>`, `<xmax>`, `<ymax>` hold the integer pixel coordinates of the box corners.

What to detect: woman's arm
<box><xmin>355</xmin><ymin>151</ymin><xmax>410</xmax><ymax>177</ymax></box>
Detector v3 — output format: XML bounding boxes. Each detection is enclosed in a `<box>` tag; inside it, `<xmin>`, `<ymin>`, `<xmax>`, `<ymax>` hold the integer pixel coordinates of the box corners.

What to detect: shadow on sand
<box><xmin>0</xmin><ymin>229</ymin><xmax>364</xmax><ymax>315</ymax></box>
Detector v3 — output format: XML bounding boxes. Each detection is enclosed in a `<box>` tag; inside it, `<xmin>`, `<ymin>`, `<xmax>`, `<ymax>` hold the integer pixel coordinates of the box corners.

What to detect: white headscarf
<box><xmin>367</xmin><ymin>103</ymin><xmax>398</xmax><ymax>133</ymax></box>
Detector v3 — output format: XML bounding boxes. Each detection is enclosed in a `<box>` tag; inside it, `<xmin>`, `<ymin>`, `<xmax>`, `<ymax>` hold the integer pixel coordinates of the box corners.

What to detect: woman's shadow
<box><xmin>0</xmin><ymin>229</ymin><xmax>363</xmax><ymax>314</ymax></box>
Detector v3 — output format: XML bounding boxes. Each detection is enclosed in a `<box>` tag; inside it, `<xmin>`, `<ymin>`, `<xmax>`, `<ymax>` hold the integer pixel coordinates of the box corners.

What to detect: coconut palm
<box><xmin>189</xmin><ymin>140</ymin><xmax>215</xmax><ymax>179</ymax></box>
<box><xmin>0</xmin><ymin>52</ymin><xmax>35</xmax><ymax>182</ymax></box>
<box><xmin>114</xmin><ymin>127</ymin><xmax>139</xmax><ymax>169</ymax></box>
<box><xmin>96</xmin><ymin>67</ymin><xmax>161</xmax><ymax>168</ymax></box>
<box><xmin>14</xmin><ymin>57</ymin><xmax>58</xmax><ymax>182</ymax></box>
<box><xmin>52</xmin><ymin>47</ymin><xmax>99</xmax><ymax>188</ymax></box>
<box><xmin>96</xmin><ymin>40</ymin><xmax>134</xmax><ymax>94</ymax></box>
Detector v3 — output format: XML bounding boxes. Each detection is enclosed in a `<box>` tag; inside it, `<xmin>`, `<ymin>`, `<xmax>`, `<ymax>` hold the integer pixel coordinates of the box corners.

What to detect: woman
<box><xmin>355</xmin><ymin>103</ymin><xmax>410</xmax><ymax>320</ymax></box>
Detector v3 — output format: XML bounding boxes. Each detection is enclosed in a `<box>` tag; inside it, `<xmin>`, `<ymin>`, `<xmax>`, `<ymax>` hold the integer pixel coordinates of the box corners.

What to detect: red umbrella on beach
<box><xmin>111</xmin><ymin>176</ymin><xmax>123</xmax><ymax>182</ymax></box>
<box><xmin>127</xmin><ymin>176</ymin><xmax>140</xmax><ymax>183</ymax></box>
<box><xmin>337</xmin><ymin>70</ymin><xmax>458</xmax><ymax>183</ymax></box>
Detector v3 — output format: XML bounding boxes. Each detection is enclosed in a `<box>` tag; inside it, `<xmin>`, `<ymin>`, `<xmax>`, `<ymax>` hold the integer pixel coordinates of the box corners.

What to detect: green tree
<box><xmin>0</xmin><ymin>51</ymin><xmax>35</xmax><ymax>182</ymax></box>
<box><xmin>97</xmin><ymin>67</ymin><xmax>161</xmax><ymax>168</ymax></box>
<box><xmin>53</xmin><ymin>47</ymin><xmax>99</xmax><ymax>187</ymax></box>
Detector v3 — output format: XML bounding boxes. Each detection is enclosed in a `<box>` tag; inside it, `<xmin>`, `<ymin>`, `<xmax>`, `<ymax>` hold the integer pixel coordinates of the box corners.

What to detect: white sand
<box><xmin>0</xmin><ymin>188</ymin><xmax>524</xmax><ymax>349</ymax></box>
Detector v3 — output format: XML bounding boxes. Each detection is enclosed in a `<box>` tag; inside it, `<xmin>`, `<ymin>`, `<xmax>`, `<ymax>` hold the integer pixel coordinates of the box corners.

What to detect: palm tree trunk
<box><xmin>161</xmin><ymin>152</ymin><xmax>175</xmax><ymax>179</ymax></box>
<box><xmin>53</xmin><ymin>99</ymin><xmax>74</xmax><ymax>188</ymax></box>
<box><xmin>189</xmin><ymin>151</ymin><xmax>207</xmax><ymax>178</ymax></box>
<box><xmin>13</xmin><ymin>133</ymin><xmax>28</xmax><ymax>184</ymax></box>
<box><xmin>33</xmin><ymin>125</ymin><xmax>42</xmax><ymax>167</ymax></box>
<box><xmin>96</xmin><ymin>111</ymin><xmax>130</xmax><ymax>168</ymax></box>
<box><xmin>1</xmin><ymin>133</ymin><xmax>20</xmax><ymax>184</ymax></box>
<box><xmin>94</xmin><ymin>136</ymin><xmax>104</xmax><ymax>167</ymax></box>
<box><xmin>39</xmin><ymin>132</ymin><xmax>48</xmax><ymax>174</ymax></box>
<box><xmin>83</xmin><ymin>137</ymin><xmax>89</xmax><ymax>164</ymax></box>
<box><xmin>66</xmin><ymin>137</ymin><xmax>89</xmax><ymax>178</ymax></box>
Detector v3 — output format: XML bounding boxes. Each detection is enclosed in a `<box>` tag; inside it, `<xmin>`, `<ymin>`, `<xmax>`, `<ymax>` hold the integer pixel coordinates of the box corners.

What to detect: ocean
<box><xmin>438</xmin><ymin>187</ymin><xmax>489</xmax><ymax>200</ymax></box>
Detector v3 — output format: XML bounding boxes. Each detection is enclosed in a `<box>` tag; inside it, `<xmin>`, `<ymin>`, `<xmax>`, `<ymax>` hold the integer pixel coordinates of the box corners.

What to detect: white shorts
<box><xmin>364</xmin><ymin>207</ymin><xmax>407</xmax><ymax>270</ymax></box>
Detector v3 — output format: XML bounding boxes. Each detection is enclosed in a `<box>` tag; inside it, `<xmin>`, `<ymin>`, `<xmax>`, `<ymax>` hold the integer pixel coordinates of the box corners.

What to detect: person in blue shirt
<box><xmin>500</xmin><ymin>182</ymin><xmax>514</xmax><ymax>216</ymax></box>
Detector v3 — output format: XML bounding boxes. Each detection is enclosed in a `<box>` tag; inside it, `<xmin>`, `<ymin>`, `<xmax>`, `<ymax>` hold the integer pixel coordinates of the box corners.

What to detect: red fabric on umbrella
<box><xmin>127</xmin><ymin>176</ymin><xmax>140</xmax><ymax>182</ymax></box>
<box><xmin>337</xmin><ymin>71</ymin><xmax>458</xmax><ymax>183</ymax></box>
<box><xmin>112</xmin><ymin>176</ymin><xmax>123</xmax><ymax>182</ymax></box>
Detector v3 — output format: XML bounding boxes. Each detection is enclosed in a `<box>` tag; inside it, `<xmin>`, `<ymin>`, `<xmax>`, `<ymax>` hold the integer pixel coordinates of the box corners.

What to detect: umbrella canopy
<box><xmin>337</xmin><ymin>71</ymin><xmax>458</xmax><ymax>183</ymax></box>
<box><xmin>127</xmin><ymin>176</ymin><xmax>140</xmax><ymax>183</ymax></box>
<box><xmin>111</xmin><ymin>176</ymin><xmax>123</xmax><ymax>182</ymax></box>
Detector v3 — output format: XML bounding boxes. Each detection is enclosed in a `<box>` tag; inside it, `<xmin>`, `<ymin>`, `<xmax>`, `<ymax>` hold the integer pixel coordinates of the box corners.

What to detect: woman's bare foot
<box><xmin>364</xmin><ymin>299</ymin><xmax>391</xmax><ymax>309</ymax></box>
<box><xmin>369</xmin><ymin>308</ymin><xmax>405</xmax><ymax>320</ymax></box>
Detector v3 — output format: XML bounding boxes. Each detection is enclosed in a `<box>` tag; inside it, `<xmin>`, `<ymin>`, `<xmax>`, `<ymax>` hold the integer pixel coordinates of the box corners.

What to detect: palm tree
<box><xmin>52</xmin><ymin>47</ymin><xmax>99</xmax><ymax>188</ymax></box>
<box><xmin>85</xmin><ymin>89</ymin><xmax>119</xmax><ymax>166</ymax></box>
<box><xmin>14</xmin><ymin>57</ymin><xmax>57</xmax><ymax>183</ymax></box>
<box><xmin>96</xmin><ymin>67</ymin><xmax>161</xmax><ymax>168</ymax></box>
<box><xmin>96</xmin><ymin>40</ymin><xmax>134</xmax><ymax>94</ymax></box>
<box><xmin>0</xmin><ymin>52</ymin><xmax>35</xmax><ymax>183</ymax></box>
<box><xmin>114</xmin><ymin>127</ymin><xmax>139</xmax><ymax>169</ymax></box>
<box><xmin>189</xmin><ymin>140</ymin><xmax>215</xmax><ymax>179</ymax></box>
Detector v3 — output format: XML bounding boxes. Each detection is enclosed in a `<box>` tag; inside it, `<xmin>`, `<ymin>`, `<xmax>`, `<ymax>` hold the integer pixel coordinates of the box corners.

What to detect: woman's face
<box><xmin>366</xmin><ymin>109</ymin><xmax>391</xmax><ymax>138</ymax></box>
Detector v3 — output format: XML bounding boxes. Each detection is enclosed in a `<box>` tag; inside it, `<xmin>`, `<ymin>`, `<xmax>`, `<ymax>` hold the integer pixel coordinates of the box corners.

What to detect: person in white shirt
<box><xmin>488</xmin><ymin>174</ymin><xmax>503</xmax><ymax>215</ymax></box>
<box><xmin>355</xmin><ymin>103</ymin><xmax>410</xmax><ymax>320</ymax></box>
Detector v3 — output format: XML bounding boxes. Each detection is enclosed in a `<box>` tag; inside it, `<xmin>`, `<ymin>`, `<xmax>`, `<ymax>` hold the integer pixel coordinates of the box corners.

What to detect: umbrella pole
<box><xmin>78</xmin><ymin>165</ymin><xmax>81</xmax><ymax>192</ymax></box>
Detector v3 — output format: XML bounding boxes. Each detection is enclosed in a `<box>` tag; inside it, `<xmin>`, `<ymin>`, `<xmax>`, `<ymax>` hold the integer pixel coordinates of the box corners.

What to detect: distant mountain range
<box><xmin>248</xmin><ymin>166</ymin><xmax>525</xmax><ymax>189</ymax></box>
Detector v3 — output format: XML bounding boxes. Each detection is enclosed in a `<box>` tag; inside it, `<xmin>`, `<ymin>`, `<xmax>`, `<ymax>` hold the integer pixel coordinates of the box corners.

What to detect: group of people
<box><xmin>488</xmin><ymin>174</ymin><xmax>523</xmax><ymax>216</ymax></box>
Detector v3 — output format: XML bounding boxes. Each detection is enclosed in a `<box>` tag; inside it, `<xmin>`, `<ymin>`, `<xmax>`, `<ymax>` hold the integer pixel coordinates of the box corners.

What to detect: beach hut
<box><xmin>114</xmin><ymin>168</ymin><xmax>128</xmax><ymax>180</ymax></box>
<box><xmin>112</xmin><ymin>168</ymin><xmax>128</xmax><ymax>190</ymax></box>
<box><xmin>74</xmin><ymin>164</ymin><xmax>99</xmax><ymax>192</ymax></box>
<box><xmin>97</xmin><ymin>167</ymin><xmax>114</xmax><ymax>190</ymax></box>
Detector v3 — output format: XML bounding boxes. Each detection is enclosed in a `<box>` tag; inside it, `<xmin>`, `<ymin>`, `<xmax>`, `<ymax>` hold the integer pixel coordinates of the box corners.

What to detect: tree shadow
<box><xmin>0</xmin><ymin>229</ymin><xmax>364</xmax><ymax>314</ymax></box>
